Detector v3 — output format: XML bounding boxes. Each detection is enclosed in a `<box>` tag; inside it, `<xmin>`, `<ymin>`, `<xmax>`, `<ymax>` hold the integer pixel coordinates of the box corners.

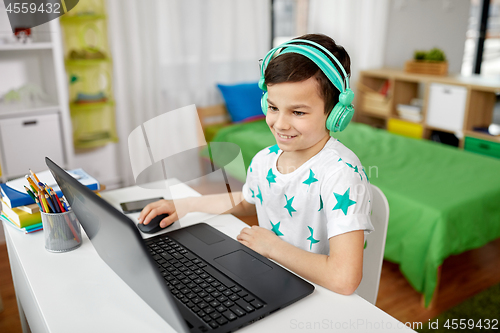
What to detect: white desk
<box><xmin>3</xmin><ymin>179</ymin><xmax>414</xmax><ymax>332</ymax></box>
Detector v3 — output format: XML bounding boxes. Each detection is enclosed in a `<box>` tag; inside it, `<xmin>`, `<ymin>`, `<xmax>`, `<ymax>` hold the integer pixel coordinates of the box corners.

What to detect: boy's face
<box><xmin>266</xmin><ymin>77</ymin><xmax>330</xmax><ymax>157</ymax></box>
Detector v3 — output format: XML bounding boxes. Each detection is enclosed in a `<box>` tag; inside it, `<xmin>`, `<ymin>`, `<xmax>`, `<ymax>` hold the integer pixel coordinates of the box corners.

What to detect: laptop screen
<box><xmin>46</xmin><ymin>157</ymin><xmax>189</xmax><ymax>333</ymax></box>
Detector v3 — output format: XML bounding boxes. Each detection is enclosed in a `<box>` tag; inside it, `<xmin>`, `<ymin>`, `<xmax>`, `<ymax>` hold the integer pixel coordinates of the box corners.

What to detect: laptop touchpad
<box><xmin>215</xmin><ymin>250</ymin><xmax>272</xmax><ymax>279</ymax></box>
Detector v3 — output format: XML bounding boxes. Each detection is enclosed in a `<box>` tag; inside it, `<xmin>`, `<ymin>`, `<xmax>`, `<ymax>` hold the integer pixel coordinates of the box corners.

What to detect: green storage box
<box><xmin>464</xmin><ymin>136</ymin><xmax>500</xmax><ymax>159</ymax></box>
<box><xmin>70</xmin><ymin>101</ymin><xmax>118</xmax><ymax>149</ymax></box>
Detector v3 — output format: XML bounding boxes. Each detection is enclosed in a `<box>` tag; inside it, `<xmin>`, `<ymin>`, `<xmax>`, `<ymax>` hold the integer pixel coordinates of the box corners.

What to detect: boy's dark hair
<box><xmin>264</xmin><ymin>34</ymin><xmax>351</xmax><ymax>115</ymax></box>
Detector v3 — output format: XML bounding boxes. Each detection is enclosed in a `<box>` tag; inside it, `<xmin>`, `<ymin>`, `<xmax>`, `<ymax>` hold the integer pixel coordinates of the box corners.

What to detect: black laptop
<box><xmin>46</xmin><ymin>157</ymin><xmax>314</xmax><ymax>333</ymax></box>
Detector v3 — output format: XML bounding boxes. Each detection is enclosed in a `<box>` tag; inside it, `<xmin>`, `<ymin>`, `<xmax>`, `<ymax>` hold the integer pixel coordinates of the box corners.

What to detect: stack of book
<box><xmin>1</xmin><ymin>169</ymin><xmax>99</xmax><ymax>234</ymax></box>
<box><xmin>0</xmin><ymin>200</ymin><xmax>42</xmax><ymax>233</ymax></box>
<box><xmin>397</xmin><ymin>103</ymin><xmax>422</xmax><ymax>122</ymax></box>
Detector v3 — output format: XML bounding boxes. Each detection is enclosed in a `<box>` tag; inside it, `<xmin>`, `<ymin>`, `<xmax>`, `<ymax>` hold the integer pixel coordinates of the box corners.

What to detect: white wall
<box><xmin>384</xmin><ymin>0</ymin><xmax>470</xmax><ymax>74</ymax></box>
<box><xmin>73</xmin><ymin>143</ymin><xmax>122</xmax><ymax>190</ymax></box>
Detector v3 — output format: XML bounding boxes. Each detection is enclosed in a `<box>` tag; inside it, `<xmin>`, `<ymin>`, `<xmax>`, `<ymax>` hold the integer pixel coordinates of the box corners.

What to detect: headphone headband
<box><xmin>258</xmin><ymin>37</ymin><xmax>354</xmax><ymax>133</ymax></box>
<box><xmin>260</xmin><ymin>39</ymin><xmax>350</xmax><ymax>92</ymax></box>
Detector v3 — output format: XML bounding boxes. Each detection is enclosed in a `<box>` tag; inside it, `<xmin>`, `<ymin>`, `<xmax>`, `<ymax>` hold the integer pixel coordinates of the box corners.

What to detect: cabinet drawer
<box><xmin>0</xmin><ymin>113</ymin><xmax>64</xmax><ymax>176</ymax></box>
<box><xmin>426</xmin><ymin>83</ymin><xmax>467</xmax><ymax>132</ymax></box>
<box><xmin>464</xmin><ymin>137</ymin><xmax>500</xmax><ymax>159</ymax></box>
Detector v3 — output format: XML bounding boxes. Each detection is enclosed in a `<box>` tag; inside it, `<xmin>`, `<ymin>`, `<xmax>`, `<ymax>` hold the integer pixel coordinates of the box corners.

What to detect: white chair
<box><xmin>356</xmin><ymin>184</ymin><xmax>389</xmax><ymax>305</ymax></box>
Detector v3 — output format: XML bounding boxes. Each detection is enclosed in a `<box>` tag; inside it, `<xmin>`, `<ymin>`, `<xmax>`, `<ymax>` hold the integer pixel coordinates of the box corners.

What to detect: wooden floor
<box><xmin>1</xmin><ymin>179</ymin><xmax>500</xmax><ymax>332</ymax></box>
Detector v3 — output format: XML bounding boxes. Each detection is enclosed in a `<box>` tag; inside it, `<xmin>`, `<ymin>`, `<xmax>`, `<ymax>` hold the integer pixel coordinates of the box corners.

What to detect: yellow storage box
<box><xmin>387</xmin><ymin>118</ymin><xmax>423</xmax><ymax>139</ymax></box>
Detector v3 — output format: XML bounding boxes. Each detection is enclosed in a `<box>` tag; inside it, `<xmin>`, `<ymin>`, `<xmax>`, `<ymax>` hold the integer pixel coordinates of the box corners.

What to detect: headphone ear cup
<box><xmin>326</xmin><ymin>103</ymin><xmax>354</xmax><ymax>132</ymax></box>
<box><xmin>261</xmin><ymin>92</ymin><xmax>268</xmax><ymax>115</ymax></box>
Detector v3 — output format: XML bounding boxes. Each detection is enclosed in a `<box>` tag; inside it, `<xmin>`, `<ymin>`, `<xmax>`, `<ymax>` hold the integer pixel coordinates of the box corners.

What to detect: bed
<box><xmin>197</xmin><ymin>104</ymin><xmax>500</xmax><ymax>307</ymax></box>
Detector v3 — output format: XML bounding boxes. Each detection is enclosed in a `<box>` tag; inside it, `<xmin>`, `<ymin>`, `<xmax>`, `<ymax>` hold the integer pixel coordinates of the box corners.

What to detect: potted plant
<box><xmin>405</xmin><ymin>48</ymin><xmax>448</xmax><ymax>76</ymax></box>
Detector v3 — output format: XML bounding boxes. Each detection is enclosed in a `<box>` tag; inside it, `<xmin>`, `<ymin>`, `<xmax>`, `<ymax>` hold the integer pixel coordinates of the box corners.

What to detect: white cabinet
<box><xmin>426</xmin><ymin>83</ymin><xmax>468</xmax><ymax>133</ymax></box>
<box><xmin>0</xmin><ymin>8</ymin><xmax>73</xmax><ymax>180</ymax></box>
<box><xmin>0</xmin><ymin>113</ymin><xmax>64</xmax><ymax>175</ymax></box>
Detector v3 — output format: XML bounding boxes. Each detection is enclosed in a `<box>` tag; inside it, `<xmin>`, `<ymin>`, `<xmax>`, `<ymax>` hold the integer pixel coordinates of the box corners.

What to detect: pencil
<box><xmin>24</xmin><ymin>186</ymin><xmax>42</xmax><ymax>211</ymax></box>
<box><xmin>30</xmin><ymin>169</ymin><xmax>41</xmax><ymax>183</ymax></box>
<box><xmin>34</xmin><ymin>196</ymin><xmax>43</xmax><ymax>213</ymax></box>
<box><xmin>49</xmin><ymin>187</ymin><xmax>65</xmax><ymax>212</ymax></box>
<box><xmin>44</xmin><ymin>184</ymin><xmax>60</xmax><ymax>213</ymax></box>
<box><xmin>62</xmin><ymin>210</ymin><xmax>80</xmax><ymax>243</ymax></box>
<box><xmin>26</xmin><ymin>175</ymin><xmax>39</xmax><ymax>192</ymax></box>
<box><xmin>44</xmin><ymin>194</ymin><xmax>56</xmax><ymax>213</ymax></box>
<box><xmin>39</xmin><ymin>192</ymin><xmax>49</xmax><ymax>213</ymax></box>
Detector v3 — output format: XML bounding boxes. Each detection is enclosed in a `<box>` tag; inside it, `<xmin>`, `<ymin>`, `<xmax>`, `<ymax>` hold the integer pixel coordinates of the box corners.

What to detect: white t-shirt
<box><xmin>242</xmin><ymin>137</ymin><xmax>374</xmax><ymax>255</ymax></box>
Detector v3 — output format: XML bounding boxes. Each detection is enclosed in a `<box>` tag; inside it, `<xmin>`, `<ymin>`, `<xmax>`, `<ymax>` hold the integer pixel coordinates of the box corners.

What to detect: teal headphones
<box><xmin>258</xmin><ymin>39</ymin><xmax>354</xmax><ymax>132</ymax></box>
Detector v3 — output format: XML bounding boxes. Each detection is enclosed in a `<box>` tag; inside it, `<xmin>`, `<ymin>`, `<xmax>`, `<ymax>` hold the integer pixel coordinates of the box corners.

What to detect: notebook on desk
<box><xmin>46</xmin><ymin>157</ymin><xmax>314</xmax><ymax>333</ymax></box>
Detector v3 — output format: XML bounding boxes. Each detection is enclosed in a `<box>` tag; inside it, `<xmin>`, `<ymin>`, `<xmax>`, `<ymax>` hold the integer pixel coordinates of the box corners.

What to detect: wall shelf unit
<box><xmin>355</xmin><ymin>68</ymin><xmax>500</xmax><ymax>158</ymax></box>
<box><xmin>0</xmin><ymin>14</ymin><xmax>74</xmax><ymax>182</ymax></box>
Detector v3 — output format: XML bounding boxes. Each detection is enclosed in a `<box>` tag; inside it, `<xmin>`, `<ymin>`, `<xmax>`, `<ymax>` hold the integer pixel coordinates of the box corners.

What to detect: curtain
<box><xmin>106</xmin><ymin>0</ymin><xmax>270</xmax><ymax>186</ymax></box>
<box><xmin>308</xmin><ymin>0</ymin><xmax>390</xmax><ymax>86</ymax></box>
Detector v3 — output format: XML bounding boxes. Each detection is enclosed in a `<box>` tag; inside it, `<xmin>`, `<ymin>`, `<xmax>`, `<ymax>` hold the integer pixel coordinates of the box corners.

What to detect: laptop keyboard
<box><xmin>146</xmin><ymin>235</ymin><xmax>265</xmax><ymax>330</ymax></box>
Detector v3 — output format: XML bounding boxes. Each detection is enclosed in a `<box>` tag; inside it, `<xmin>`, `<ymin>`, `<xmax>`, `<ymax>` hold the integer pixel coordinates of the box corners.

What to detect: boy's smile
<box><xmin>266</xmin><ymin>77</ymin><xmax>331</xmax><ymax>167</ymax></box>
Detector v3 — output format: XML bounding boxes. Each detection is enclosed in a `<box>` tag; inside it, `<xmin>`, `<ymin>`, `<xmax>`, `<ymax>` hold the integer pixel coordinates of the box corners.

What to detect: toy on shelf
<box><xmin>1</xmin><ymin>83</ymin><xmax>49</xmax><ymax>105</ymax></box>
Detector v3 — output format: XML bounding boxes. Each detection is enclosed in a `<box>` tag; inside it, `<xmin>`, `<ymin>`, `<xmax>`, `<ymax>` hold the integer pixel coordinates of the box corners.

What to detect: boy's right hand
<box><xmin>137</xmin><ymin>199</ymin><xmax>188</xmax><ymax>229</ymax></box>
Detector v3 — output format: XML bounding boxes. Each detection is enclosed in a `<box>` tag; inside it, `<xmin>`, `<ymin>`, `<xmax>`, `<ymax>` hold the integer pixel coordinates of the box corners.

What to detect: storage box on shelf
<box><xmin>65</xmin><ymin>59</ymin><xmax>113</xmax><ymax>103</ymax></box>
<box><xmin>355</xmin><ymin>68</ymin><xmax>500</xmax><ymax>157</ymax></box>
<box><xmin>70</xmin><ymin>101</ymin><xmax>117</xmax><ymax>149</ymax></box>
<box><xmin>59</xmin><ymin>14</ymin><xmax>110</xmax><ymax>61</ymax></box>
<box><xmin>404</xmin><ymin>60</ymin><xmax>448</xmax><ymax>76</ymax></box>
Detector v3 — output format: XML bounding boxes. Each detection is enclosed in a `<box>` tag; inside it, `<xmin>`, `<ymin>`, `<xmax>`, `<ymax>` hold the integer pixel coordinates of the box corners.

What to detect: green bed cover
<box><xmin>202</xmin><ymin>119</ymin><xmax>500</xmax><ymax>306</ymax></box>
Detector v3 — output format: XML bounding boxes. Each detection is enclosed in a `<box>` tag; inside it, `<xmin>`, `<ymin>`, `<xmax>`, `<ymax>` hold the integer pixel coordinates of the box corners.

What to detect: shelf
<box><xmin>358</xmin><ymin>109</ymin><xmax>389</xmax><ymax>119</ymax></box>
<box><xmin>0</xmin><ymin>42</ymin><xmax>53</xmax><ymax>51</ymax></box>
<box><xmin>60</xmin><ymin>14</ymin><xmax>106</xmax><ymax>23</ymax></box>
<box><xmin>70</xmin><ymin>101</ymin><xmax>114</xmax><ymax>109</ymax></box>
<box><xmin>464</xmin><ymin>130</ymin><xmax>500</xmax><ymax>143</ymax></box>
<box><xmin>425</xmin><ymin>125</ymin><xmax>457</xmax><ymax>134</ymax></box>
<box><xmin>0</xmin><ymin>101</ymin><xmax>60</xmax><ymax>119</ymax></box>
<box><xmin>65</xmin><ymin>58</ymin><xmax>111</xmax><ymax>66</ymax></box>
<box><xmin>390</xmin><ymin>116</ymin><xmax>423</xmax><ymax>124</ymax></box>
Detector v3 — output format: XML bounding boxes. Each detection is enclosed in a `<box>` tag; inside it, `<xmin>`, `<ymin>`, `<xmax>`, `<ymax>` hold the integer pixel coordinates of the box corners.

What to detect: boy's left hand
<box><xmin>237</xmin><ymin>226</ymin><xmax>282</xmax><ymax>258</ymax></box>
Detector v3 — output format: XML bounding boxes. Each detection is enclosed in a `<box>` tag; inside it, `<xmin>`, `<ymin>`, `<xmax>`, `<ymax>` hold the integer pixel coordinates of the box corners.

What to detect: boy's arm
<box><xmin>138</xmin><ymin>192</ymin><xmax>256</xmax><ymax>228</ymax></box>
<box><xmin>237</xmin><ymin>227</ymin><xmax>364</xmax><ymax>295</ymax></box>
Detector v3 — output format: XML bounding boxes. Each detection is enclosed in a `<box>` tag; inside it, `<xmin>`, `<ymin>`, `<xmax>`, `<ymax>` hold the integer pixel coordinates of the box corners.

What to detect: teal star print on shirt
<box><xmin>363</xmin><ymin>167</ymin><xmax>369</xmax><ymax>182</ymax></box>
<box><xmin>266</xmin><ymin>168</ymin><xmax>277</xmax><ymax>187</ymax></box>
<box><xmin>346</xmin><ymin>162</ymin><xmax>362</xmax><ymax>180</ymax></box>
<box><xmin>250</xmin><ymin>188</ymin><xmax>255</xmax><ymax>198</ymax></box>
<box><xmin>268</xmin><ymin>145</ymin><xmax>280</xmax><ymax>155</ymax></box>
<box><xmin>303</xmin><ymin>169</ymin><xmax>318</xmax><ymax>189</ymax></box>
<box><xmin>256</xmin><ymin>186</ymin><xmax>263</xmax><ymax>204</ymax></box>
<box><xmin>284</xmin><ymin>194</ymin><xmax>297</xmax><ymax>217</ymax></box>
<box><xmin>306</xmin><ymin>226</ymin><xmax>319</xmax><ymax>250</ymax></box>
<box><xmin>318</xmin><ymin>195</ymin><xmax>323</xmax><ymax>211</ymax></box>
<box><xmin>270</xmin><ymin>220</ymin><xmax>284</xmax><ymax>236</ymax></box>
<box><xmin>332</xmin><ymin>188</ymin><xmax>356</xmax><ymax>215</ymax></box>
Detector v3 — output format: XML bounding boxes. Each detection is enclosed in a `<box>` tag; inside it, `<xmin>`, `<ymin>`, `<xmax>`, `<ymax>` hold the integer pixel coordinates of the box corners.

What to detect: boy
<box><xmin>138</xmin><ymin>34</ymin><xmax>374</xmax><ymax>295</ymax></box>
